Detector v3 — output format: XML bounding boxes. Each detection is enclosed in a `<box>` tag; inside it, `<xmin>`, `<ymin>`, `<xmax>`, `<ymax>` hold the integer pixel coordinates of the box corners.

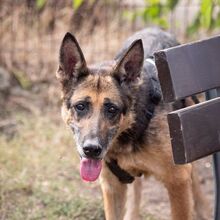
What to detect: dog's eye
<box><xmin>105</xmin><ymin>104</ymin><xmax>119</xmax><ymax>117</ymax></box>
<box><xmin>104</xmin><ymin>102</ymin><xmax>120</xmax><ymax>119</ymax></box>
<box><xmin>73</xmin><ymin>101</ymin><xmax>90</xmax><ymax>118</ymax></box>
<box><xmin>108</xmin><ymin>106</ymin><xmax>118</xmax><ymax>114</ymax></box>
<box><xmin>75</xmin><ymin>103</ymin><xmax>86</xmax><ymax>112</ymax></box>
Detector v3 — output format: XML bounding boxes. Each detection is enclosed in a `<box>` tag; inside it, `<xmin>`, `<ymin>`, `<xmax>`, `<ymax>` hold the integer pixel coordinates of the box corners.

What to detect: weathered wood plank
<box><xmin>168</xmin><ymin>97</ymin><xmax>220</xmax><ymax>164</ymax></box>
<box><xmin>154</xmin><ymin>35</ymin><xmax>220</xmax><ymax>102</ymax></box>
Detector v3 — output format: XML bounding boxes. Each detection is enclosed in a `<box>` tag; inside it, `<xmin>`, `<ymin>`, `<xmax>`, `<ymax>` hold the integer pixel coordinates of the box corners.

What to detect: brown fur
<box><xmin>57</xmin><ymin>29</ymin><xmax>209</xmax><ymax>220</ymax></box>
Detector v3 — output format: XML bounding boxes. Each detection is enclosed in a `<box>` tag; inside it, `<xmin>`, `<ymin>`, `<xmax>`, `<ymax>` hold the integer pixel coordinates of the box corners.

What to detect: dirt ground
<box><xmin>139</xmin><ymin>157</ymin><xmax>214</xmax><ymax>219</ymax></box>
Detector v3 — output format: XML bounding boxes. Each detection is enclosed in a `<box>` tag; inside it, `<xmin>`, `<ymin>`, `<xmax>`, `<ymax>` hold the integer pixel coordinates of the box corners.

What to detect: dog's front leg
<box><xmin>164</xmin><ymin>165</ymin><xmax>194</xmax><ymax>220</ymax></box>
<box><xmin>124</xmin><ymin>177</ymin><xmax>142</xmax><ymax>220</ymax></box>
<box><xmin>100</xmin><ymin>162</ymin><xmax>127</xmax><ymax>220</ymax></box>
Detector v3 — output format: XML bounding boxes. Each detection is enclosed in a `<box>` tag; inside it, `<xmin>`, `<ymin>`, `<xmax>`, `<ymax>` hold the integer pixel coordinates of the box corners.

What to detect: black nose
<box><xmin>83</xmin><ymin>145</ymin><xmax>102</xmax><ymax>158</ymax></box>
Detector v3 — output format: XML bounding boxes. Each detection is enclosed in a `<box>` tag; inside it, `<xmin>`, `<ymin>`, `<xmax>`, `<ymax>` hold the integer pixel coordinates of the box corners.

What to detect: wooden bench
<box><xmin>154</xmin><ymin>35</ymin><xmax>220</xmax><ymax>220</ymax></box>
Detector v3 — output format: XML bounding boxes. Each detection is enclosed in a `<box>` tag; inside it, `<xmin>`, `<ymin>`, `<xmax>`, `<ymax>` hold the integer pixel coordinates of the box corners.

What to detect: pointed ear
<box><xmin>56</xmin><ymin>32</ymin><xmax>88</xmax><ymax>82</ymax></box>
<box><xmin>113</xmin><ymin>39</ymin><xmax>144</xmax><ymax>84</ymax></box>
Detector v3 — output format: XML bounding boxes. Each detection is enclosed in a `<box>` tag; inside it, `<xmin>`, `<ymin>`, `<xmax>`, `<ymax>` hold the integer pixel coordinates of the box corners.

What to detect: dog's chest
<box><xmin>106</xmin><ymin>105</ymin><xmax>173</xmax><ymax>179</ymax></box>
<box><xmin>107</xmin><ymin>130</ymin><xmax>173</xmax><ymax>180</ymax></box>
<box><xmin>107</xmin><ymin>148</ymin><xmax>149</xmax><ymax>177</ymax></box>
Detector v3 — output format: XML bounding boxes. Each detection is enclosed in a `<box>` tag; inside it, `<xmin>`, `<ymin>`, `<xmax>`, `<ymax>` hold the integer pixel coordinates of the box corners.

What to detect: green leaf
<box><xmin>148</xmin><ymin>0</ymin><xmax>160</xmax><ymax>4</ymax></box>
<box><xmin>148</xmin><ymin>5</ymin><xmax>161</xmax><ymax>17</ymax></box>
<box><xmin>36</xmin><ymin>0</ymin><xmax>46</xmax><ymax>10</ymax></box>
<box><xmin>122</xmin><ymin>10</ymin><xmax>136</xmax><ymax>22</ymax></box>
<box><xmin>200</xmin><ymin>0</ymin><xmax>213</xmax><ymax>28</ymax></box>
<box><xmin>72</xmin><ymin>0</ymin><xmax>84</xmax><ymax>10</ymax></box>
<box><xmin>156</xmin><ymin>18</ymin><xmax>169</xmax><ymax>28</ymax></box>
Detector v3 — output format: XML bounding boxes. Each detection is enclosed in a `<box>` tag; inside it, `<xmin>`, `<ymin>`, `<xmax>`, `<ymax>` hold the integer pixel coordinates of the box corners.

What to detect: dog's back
<box><xmin>115</xmin><ymin>28</ymin><xmax>179</xmax><ymax>60</ymax></box>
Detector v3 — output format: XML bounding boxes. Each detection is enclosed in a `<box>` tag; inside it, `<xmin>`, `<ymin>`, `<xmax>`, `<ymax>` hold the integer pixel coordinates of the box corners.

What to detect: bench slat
<box><xmin>154</xmin><ymin>35</ymin><xmax>220</xmax><ymax>102</ymax></box>
<box><xmin>168</xmin><ymin>97</ymin><xmax>220</xmax><ymax>164</ymax></box>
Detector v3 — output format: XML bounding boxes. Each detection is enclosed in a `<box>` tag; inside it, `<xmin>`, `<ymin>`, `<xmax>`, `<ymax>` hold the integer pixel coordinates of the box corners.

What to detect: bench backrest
<box><xmin>154</xmin><ymin>35</ymin><xmax>220</xmax><ymax>164</ymax></box>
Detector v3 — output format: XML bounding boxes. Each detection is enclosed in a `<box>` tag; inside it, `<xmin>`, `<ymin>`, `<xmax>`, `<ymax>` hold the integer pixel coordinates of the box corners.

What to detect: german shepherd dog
<box><xmin>56</xmin><ymin>28</ymin><xmax>209</xmax><ymax>220</ymax></box>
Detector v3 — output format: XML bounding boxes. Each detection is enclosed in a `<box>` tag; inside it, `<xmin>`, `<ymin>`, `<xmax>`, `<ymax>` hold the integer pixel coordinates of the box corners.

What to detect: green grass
<box><xmin>1</xmin><ymin>187</ymin><xmax>104</xmax><ymax>220</ymax></box>
<box><xmin>0</xmin><ymin>113</ymin><xmax>104</xmax><ymax>219</ymax></box>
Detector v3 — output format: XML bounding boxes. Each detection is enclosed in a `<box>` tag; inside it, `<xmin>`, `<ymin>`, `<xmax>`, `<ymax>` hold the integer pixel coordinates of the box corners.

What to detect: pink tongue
<box><xmin>80</xmin><ymin>158</ymin><xmax>102</xmax><ymax>182</ymax></box>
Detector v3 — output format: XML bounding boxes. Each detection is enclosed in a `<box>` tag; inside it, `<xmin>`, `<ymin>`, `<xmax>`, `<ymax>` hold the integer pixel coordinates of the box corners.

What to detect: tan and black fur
<box><xmin>56</xmin><ymin>28</ymin><xmax>209</xmax><ymax>220</ymax></box>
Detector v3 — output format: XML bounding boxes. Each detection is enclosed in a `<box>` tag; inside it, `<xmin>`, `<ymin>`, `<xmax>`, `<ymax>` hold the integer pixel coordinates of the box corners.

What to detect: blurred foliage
<box><xmin>187</xmin><ymin>0</ymin><xmax>220</xmax><ymax>35</ymax></box>
<box><xmin>36</xmin><ymin>0</ymin><xmax>46</xmax><ymax>10</ymax></box>
<box><xmin>12</xmin><ymin>69</ymin><xmax>32</xmax><ymax>90</ymax></box>
<box><xmin>33</xmin><ymin>0</ymin><xmax>220</xmax><ymax>36</ymax></box>
<box><xmin>34</xmin><ymin>0</ymin><xmax>220</xmax><ymax>36</ymax></box>
<box><xmin>72</xmin><ymin>0</ymin><xmax>97</xmax><ymax>10</ymax></box>
<box><xmin>123</xmin><ymin>0</ymin><xmax>220</xmax><ymax>36</ymax></box>
<box><xmin>123</xmin><ymin>0</ymin><xmax>180</xmax><ymax>29</ymax></box>
<box><xmin>72</xmin><ymin>0</ymin><xmax>84</xmax><ymax>10</ymax></box>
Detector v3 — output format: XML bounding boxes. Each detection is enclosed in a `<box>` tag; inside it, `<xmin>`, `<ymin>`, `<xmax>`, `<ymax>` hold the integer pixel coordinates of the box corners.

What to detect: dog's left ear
<box><xmin>56</xmin><ymin>32</ymin><xmax>88</xmax><ymax>82</ymax></box>
<box><xmin>113</xmin><ymin>39</ymin><xmax>144</xmax><ymax>84</ymax></box>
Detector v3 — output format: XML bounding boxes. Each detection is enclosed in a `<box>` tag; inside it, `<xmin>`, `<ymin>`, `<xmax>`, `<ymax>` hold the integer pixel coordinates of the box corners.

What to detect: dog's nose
<box><xmin>83</xmin><ymin>145</ymin><xmax>102</xmax><ymax>158</ymax></box>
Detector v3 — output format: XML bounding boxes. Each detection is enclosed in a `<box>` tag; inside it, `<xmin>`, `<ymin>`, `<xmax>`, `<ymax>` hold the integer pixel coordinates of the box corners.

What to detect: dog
<box><xmin>56</xmin><ymin>28</ymin><xmax>209</xmax><ymax>220</ymax></box>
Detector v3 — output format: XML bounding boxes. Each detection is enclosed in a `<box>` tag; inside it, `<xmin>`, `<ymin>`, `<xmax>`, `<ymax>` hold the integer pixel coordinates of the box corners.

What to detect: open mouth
<box><xmin>80</xmin><ymin>158</ymin><xmax>102</xmax><ymax>182</ymax></box>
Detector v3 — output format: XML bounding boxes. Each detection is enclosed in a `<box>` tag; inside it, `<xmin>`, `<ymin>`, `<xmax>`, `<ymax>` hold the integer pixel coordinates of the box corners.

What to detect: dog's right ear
<box><xmin>56</xmin><ymin>32</ymin><xmax>88</xmax><ymax>82</ymax></box>
<box><xmin>113</xmin><ymin>39</ymin><xmax>144</xmax><ymax>85</ymax></box>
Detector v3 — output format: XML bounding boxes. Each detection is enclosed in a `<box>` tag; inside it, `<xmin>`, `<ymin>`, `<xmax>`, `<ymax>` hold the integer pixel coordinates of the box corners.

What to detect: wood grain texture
<box><xmin>168</xmin><ymin>97</ymin><xmax>220</xmax><ymax>164</ymax></box>
<box><xmin>154</xmin><ymin>35</ymin><xmax>220</xmax><ymax>102</ymax></box>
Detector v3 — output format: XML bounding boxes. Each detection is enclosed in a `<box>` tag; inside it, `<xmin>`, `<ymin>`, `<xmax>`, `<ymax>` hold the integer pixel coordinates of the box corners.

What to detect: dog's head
<box><xmin>57</xmin><ymin>33</ymin><xmax>144</xmax><ymax>181</ymax></box>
